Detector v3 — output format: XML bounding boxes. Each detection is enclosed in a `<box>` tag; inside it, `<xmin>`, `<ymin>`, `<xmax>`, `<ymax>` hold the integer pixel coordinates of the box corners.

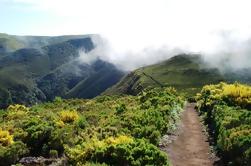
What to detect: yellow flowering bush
<box><xmin>55</xmin><ymin>120</ymin><xmax>65</xmax><ymax>128</ymax></box>
<box><xmin>196</xmin><ymin>82</ymin><xmax>251</xmax><ymax>165</ymax></box>
<box><xmin>59</xmin><ymin>110</ymin><xmax>79</xmax><ymax>123</ymax></box>
<box><xmin>196</xmin><ymin>82</ymin><xmax>251</xmax><ymax>109</ymax></box>
<box><xmin>222</xmin><ymin>83</ymin><xmax>251</xmax><ymax>108</ymax></box>
<box><xmin>66</xmin><ymin>135</ymin><xmax>169</xmax><ymax>166</ymax></box>
<box><xmin>7</xmin><ymin>104</ymin><xmax>29</xmax><ymax>112</ymax></box>
<box><xmin>105</xmin><ymin>135</ymin><xmax>133</xmax><ymax>145</ymax></box>
<box><xmin>0</xmin><ymin>129</ymin><xmax>14</xmax><ymax>146</ymax></box>
<box><xmin>6</xmin><ymin>104</ymin><xmax>29</xmax><ymax>120</ymax></box>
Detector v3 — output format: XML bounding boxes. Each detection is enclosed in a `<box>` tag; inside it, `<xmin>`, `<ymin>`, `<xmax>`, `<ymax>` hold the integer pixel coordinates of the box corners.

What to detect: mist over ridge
<box><xmin>78</xmin><ymin>31</ymin><xmax>251</xmax><ymax>72</ymax></box>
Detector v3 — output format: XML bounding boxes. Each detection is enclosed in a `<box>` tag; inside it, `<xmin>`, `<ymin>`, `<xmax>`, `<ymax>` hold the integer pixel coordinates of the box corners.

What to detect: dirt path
<box><xmin>165</xmin><ymin>103</ymin><xmax>214</xmax><ymax>166</ymax></box>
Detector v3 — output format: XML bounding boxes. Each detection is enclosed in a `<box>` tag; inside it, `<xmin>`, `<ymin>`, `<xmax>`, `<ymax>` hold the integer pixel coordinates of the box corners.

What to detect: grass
<box><xmin>105</xmin><ymin>54</ymin><xmax>225</xmax><ymax>97</ymax></box>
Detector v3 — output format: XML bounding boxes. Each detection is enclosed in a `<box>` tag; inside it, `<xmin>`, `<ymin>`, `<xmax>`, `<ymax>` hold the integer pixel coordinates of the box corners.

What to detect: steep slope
<box><xmin>0</xmin><ymin>34</ymin><xmax>124</xmax><ymax>108</ymax></box>
<box><xmin>65</xmin><ymin>60</ymin><xmax>124</xmax><ymax>98</ymax></box>
<box><xmin>104</xmin><ymin>54</ymin><xmax>251</xmax><ymax>96</ymax></box>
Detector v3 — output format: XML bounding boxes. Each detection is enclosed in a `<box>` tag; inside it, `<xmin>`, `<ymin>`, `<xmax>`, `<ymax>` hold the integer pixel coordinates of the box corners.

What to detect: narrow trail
<box><xmin>165</xmin><ymin>103</ymin><xmax>214</xmax><ymax>166</ymax></box>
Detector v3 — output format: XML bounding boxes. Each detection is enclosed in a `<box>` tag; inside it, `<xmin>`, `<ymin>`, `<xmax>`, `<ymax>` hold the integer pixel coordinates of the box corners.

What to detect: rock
<box><xmin>19</xmin><ymin>156</ymin><xmax>67</xmax><ymax>166</ymax></box>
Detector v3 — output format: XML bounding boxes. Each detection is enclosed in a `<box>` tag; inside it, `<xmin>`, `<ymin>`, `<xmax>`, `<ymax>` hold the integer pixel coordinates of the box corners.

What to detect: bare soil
<box><xmin>165</xmin><ymin>103</ymin><xmax>215</xmax><ymax>166</ymax></box>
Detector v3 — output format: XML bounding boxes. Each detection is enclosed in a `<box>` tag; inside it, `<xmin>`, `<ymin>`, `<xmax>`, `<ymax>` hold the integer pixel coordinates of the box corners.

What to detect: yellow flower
<box><xmin>59</xmin><ymin>110</ymin><xmax>79</xmax><ymax>123</ymax></box>
<box><xmin>0</xmin><ymin>129</ymin><xmax>14</xmax><ymax>146</ymax></box>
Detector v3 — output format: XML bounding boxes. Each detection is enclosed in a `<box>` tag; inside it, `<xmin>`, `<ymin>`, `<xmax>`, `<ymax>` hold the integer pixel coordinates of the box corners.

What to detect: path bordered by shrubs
<box><xmin>0</xmin><ymin>88</ymin><xmax>184</xmax><ymax>166</ymax></box>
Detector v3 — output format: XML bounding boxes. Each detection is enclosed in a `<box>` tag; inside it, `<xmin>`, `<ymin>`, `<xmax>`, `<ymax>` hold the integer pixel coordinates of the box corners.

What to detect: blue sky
<box><xmin>0</xmin><ymin>1</ymin><xmax>72</xmax><ymax>36</ymax></box>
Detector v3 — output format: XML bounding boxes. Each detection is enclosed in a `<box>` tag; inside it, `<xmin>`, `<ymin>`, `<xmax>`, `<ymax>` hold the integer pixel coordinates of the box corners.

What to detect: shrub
<box><xmin>49</xmin><ymin>149</ymin><xmax>58</xmax><ymax>158</ymax></box>
<box><xmin>7</xmin><ymin>104</ymin><xmax>29</xmax><ymax>112</ymax></box>
<box><xmin>196</xmin><ymin>82</ymin><xmax>251</xmax><ymax>110</ymax></box>
<box><xmin>23</xmin><ymin>118</ymin><xmax>53</xmax><ymax>155</ymax></box>
<box><xmin>59</xmin><ymin>110</ymin><xmax>79</xmax><ymax>123</ymax></box>
<box><xmin>0</xmin><ymin>141</ymin><xmax>29</xmax><ymax>166</ymax></box>
<box><xmin>0</xmin><ymin>87</ymin><xmax>183</xmax><ymax>165</ymax></box>
<box><xmin>54</xmin><ymin>96</ymin><xmax>63</xmax><ymax>103</ymax></box>
<box><xmin>77</xmin><ymin>116</ymin><xmax>88</xmax><ymax>129</ymax></box>
<box><xmin>66</xmin><ymin>136</ymin><xmax>169</xmax><ymax>166</ymax></box>
<box><xmin>5</xmin><ymin>104</ymin><xmax>29</xmax><ymax>120</ymax></box>
<box><xmin>196</xmin><ymin>82</ymin><xmax>251</xmax><ymax>165</ymax></box>
<box><xmin>115</xmin><ymin>104</ymin><xmax>126</xmax><ymax>114</ymax></box>
<box><xmin>0</xmin><ymin>129</ymin><xmax>13</xmax><ymax>146</ymax></box>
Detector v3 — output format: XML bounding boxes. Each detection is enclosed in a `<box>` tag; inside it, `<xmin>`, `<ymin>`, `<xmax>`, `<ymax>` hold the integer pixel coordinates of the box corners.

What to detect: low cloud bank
<box><xmin>78</xmin><ymin>32</ymin><xmax>251</xmax><ymax>72</ymax></box>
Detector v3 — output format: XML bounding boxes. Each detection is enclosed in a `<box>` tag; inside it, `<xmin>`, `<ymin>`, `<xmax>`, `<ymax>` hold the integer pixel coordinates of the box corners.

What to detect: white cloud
<box><xmin>8</xmin><ymin>0</ymin><xmax>251</xmax><ymax>52</ymax></box>
<box><xmin>3</xmin><ymin>0</ymin><xmax>251</xmax><ymax>70</ymax></box>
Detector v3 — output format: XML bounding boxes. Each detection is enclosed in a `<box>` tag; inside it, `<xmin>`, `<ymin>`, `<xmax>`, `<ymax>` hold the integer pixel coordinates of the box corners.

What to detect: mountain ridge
<box><xmin>104</xmin><ymin>54</ymin><xmax>251</xmax><ymax>96</ymax></box>
<box><xmin>0</xmin><ymin>33</ymin><xmax>124</xmax><ymax>108</ymax></box>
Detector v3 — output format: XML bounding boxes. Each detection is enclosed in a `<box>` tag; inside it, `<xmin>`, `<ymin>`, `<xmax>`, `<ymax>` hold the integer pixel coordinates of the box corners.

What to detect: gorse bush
<box><xmin>66</xmin><ymin>135</ymin><xmax>169</xmax><ymax>166</ymax></box>
<box><xmin>196</xmin><ymin>82</ymin><xmax>251</xmax><ymax>110</ymax></box>
<box><xmin>6</xmin><ymin>104</ymin><xmax>29</xmax><ymax>120</ymax></box>
<box><xmin>0</xmin><ymin>87</ymin><xmax>184</xmax><ymax>165</ymax></box>
<box><xmin>23</xmin><ymin>118</ymin><xmax>54</xmax><ymax>156</ymax></box>
<box><xmin>0</xmin><ymin>129</ymin><xmax>13</xmax><ymax>146</ymax></box>
<box><xmin>0</xmin><ymin>141</ymin><xmax>29</xmax><ymax>166</ymax></box>
<box><xmin>196</xmin><ymin>82</ymin><xmax>251</xmax><ymax>165</ymax></box>
<box><xmin>59</xmin><ymin>110</ymin><xmax>79</xmax><ymax>123</ymax></box>
<box><xmin>7</xmin><ymin>104</ymin><xmax>29</xmax><ymax>112</ymax></box>
<box><xmin>222</xmin><ymin>83</ymin><xmax>251</xmax><ymax>109</ymax></box>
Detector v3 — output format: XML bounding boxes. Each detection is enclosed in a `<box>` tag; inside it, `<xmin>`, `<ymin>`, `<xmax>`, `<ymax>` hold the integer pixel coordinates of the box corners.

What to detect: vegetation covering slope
<box><xmin>196</xmin><ymin>82</ymin><xmax>251</xmax><ymax>165</ymax></box>
<box><xmin>105</xmin><ymin>54</ymin><xmax>251</xmax><ymax>97</ymax></box>
<box><xmin>0</xmin><ymin>87</ymin><xmax>184</xmax><ymax>165</ymax></box>
<box><xmin>0</xmin><ymin>33</ymin><xmax>91</xmax><ymax>54</ymax></box>
<box><xmin>0</xmin><ymin>34</ymin><xmax>124</xmax><ymax>108</ymax></box>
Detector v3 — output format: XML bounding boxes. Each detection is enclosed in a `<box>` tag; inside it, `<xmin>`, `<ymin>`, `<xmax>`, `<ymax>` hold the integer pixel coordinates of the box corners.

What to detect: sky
<box><xmin>1</xmin><ymin>0</ymin><xmax>251</xmax><ymax>70</ymax></box>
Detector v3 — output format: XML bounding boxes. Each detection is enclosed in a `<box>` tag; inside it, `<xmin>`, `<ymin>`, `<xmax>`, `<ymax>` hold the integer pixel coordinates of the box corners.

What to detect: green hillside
<box><xmin>0</xmin><ymin>33</ymin><xmax>25</xmax><ymax>54</ymax></box>
<box><xmin>104</xmin><ymin>55</ymin><xmax>223</xmax><ymax>96</ymax></box>
<box><xmin>0</xmin><ymin>33</ymin><xmax>92</xmax><ymax>54</ymax></box>
<box><xmin>104</xmin><ymin>54</ymin><xmax>251</xmax><ymax>97</ymax></box>
<box><xmin>0</xmin><ymin>34</ymin><xmax>124</xmax><ymax>108</ymax></box>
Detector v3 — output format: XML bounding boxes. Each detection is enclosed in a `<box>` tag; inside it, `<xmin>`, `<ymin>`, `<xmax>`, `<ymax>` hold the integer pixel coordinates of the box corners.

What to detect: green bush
<box><xmin>66</xmin><ymin>136</ymin><xmax>169</xmax><ymax>166</ymax></box>
<box><xmin>49</xmin><ymin>149</ymin><xmax>58</xmax><ymax>158</ymax></box>
<box><xmin>115</xmin><ymin>104</ymin><xmax>126</xmax><ymax>114</ymax></box>
<box><xmin>77</xmin><ymin>116</ymin><xmax>88</xmax><ymax>129</ymax></box>
<box><xmin>23</xmin><ymin>118</ymin><xmax>53</xmax><ymax>156</ymax></box>
<box><xmin>0</xmin><ymin>87</ymin><xmax>184</xmax><ymax>165</ymax></box>
<box><xmin>196</xmin><ymin>83</ymin><xmax>251</xmax><ymax>165</ymax></box>
<box><xmin>0</xmin><ymin>141</ymin><xmax>29</xmax><ymax>166</ymax></box>
<box><xmin>92</xmin><ymin>139</ymin><xmax>169</xmax><ymax>166</ymax></box>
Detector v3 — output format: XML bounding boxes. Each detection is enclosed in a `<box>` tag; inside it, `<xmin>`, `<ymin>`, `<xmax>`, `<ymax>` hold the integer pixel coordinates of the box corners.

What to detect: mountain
<box><xmin>0</xmin><ymin>34</ymin><xmax>124</xmax><ymax>108</ymax></box>
<box><xmin>104</xmin><ymin>54</ymin><xmax>251</xmax><ymax>96</ymax></box>
<box><xmin>0</xmin><ymin>33</ymin><xmax>92</xmax><ymax>53</ymax></box>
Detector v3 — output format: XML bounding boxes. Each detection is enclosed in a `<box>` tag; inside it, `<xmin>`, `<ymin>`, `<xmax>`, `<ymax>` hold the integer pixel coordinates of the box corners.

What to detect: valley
<box><xmin>0</xmin><ymin>34</ymin><xmax>124</xmax><ymax>108</ymax></box>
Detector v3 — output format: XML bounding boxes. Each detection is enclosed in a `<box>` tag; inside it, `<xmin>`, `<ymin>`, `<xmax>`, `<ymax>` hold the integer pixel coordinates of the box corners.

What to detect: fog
<box><xmin>4</xmin><ymin>0</ymin><xmax>251</xmax><ymax>72</ymax></box>
<box><xmin>78</xmin><ymin>35</ymin><xmax>186</xmax><ymax>71</ymax></box>
<box><xmin>77</xmin><ymin>31</ymin><xmax>251</xmax><ymax>72</ymax></box>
